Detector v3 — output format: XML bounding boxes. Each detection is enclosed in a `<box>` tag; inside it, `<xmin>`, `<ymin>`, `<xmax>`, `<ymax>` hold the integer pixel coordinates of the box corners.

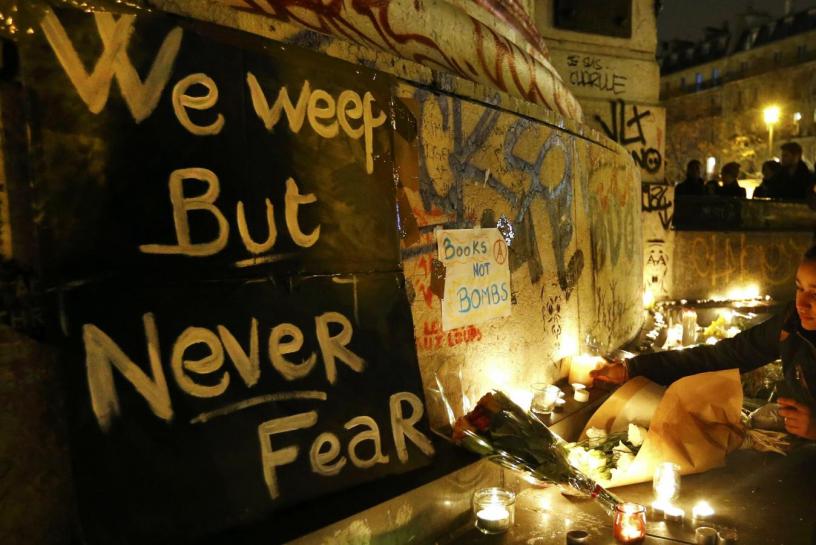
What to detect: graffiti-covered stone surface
<box><xmin>395</xmin><ymin>83</ymin><xmax>641</xmax><ymax>424</ymax></box>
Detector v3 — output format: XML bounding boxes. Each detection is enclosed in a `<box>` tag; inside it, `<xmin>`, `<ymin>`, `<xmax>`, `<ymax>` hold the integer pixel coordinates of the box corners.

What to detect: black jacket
<box><xmin>765</xmin><ymin>161</ymin><xmax>813</xmax><ymax>200</ymax></box>
<box><xmin>675</xmin><ymin>177</ymin><xmax>707</xmax><ymax>196</ymax></box>
<box><xmin>628</xmin><ymin>304</ymin><xmax>816</xmax><ymax>407</ymax></box>
<box><xmin>716</xmin><ymin>182</ymin><xmax>746</xmax><ymax>198</ymax></box>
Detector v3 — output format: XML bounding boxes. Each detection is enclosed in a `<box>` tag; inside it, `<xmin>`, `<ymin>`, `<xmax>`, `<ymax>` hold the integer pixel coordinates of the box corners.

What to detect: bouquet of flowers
<box><xmin>451</xmin><ymin>390</ymin><xmax>621</xmax><ymax>513</ymax></box>
<box><xmin>569</xmin><ymin>369</ymin><xmax>790</xmax><ymax>489</ymax></box>
<box><xmin>565</xmin><ymin>424</ymin><xmax>647</xmax><ymax>483</ymax></box>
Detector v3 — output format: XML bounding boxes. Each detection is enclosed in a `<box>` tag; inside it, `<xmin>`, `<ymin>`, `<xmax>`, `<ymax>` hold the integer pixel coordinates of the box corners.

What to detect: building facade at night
<box><xmin>661</xmin><ymin>6</ymin><xmax>816</xmax><ymax>182</ymax></box>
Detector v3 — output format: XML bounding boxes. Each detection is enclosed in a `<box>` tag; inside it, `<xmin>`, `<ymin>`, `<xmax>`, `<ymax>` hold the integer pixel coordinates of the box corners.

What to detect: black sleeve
<box><xmin>627</xmin><ymin>310</ymin><xmax>785</xmax><ymax>386</ymax></box>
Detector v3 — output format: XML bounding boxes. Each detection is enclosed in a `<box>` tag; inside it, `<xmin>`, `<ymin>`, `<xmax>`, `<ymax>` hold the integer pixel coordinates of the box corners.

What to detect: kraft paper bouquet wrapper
<box><xmin>580</xmin><ymin>369</ymin><xmax>744</xmax><ymax>488</ymax></box>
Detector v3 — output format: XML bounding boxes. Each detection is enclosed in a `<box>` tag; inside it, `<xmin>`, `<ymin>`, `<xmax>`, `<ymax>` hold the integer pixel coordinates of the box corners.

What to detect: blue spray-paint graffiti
<box><xmin>407</xmin><ymin>91</ymin><xmax>584</xmax><ymax>298</ymax></box>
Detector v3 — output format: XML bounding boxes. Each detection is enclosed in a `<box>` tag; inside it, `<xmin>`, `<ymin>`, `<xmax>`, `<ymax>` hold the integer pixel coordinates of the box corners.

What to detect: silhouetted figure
<box><xmin>766</xmin><ymin>142</ymin><xmax>812</xmax><ymax>200</ymax></box>
<box><xmin>753</xmin><ymin>160</ymin><xmax>782</xmax><ymax>198</ymax></box>
<box><xmin>675</xmin><ymin>159</ymin><xmax>707</xmax><ymax>196</ymax></box>
<box><xmin>715</xmin><ymin>162</ymin><xmax>746</xmax><ymax>198</ymax></box>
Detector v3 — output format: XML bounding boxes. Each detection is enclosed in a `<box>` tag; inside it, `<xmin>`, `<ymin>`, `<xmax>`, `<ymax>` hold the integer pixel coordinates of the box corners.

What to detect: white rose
<box><xmin>628</xmin><ymin>423</ymin><xmax>647</xmax><ymax>447</ymax></box>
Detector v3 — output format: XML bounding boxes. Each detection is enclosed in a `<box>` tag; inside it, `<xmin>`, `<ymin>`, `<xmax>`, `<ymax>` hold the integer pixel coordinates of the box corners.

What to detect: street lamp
<box><xmin>763</xmin><ymin>105</ymin><xmax>781</xmax><ymax>159</ymax></box>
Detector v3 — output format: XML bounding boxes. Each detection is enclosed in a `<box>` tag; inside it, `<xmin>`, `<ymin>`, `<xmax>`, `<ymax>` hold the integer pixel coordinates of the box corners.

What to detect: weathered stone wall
<box><xmin>532</xmin><ymin>0</ymin><xmax>667</xmax><ymax>301</ymax></box>
<box><xmin>395</xmin><ymin>83</ymin><xmax>642</xmax><ymax>421</ymax></box>
<box><xmin>671</xmin><ymin>231</ymin><xmax>812</xmax><ymax>302</ymax></box>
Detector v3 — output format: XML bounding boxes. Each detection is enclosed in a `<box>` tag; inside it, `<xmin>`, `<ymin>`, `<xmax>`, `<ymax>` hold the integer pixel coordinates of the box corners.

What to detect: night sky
<box><xmin>658</xmin><ymin>0</ymin><xmax>794</xmax><ymax>43</ymax></box>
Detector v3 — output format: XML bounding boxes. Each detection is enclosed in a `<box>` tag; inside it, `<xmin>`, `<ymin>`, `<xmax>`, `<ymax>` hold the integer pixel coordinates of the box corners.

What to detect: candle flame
<box><xmin>692</xmin><ymin>500</ymin><xmax>714</xmax><ymax>518</ymax></box>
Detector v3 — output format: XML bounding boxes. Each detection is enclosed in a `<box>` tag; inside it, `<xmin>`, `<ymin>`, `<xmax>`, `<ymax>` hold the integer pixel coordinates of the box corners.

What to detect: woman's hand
<box><xmin>777</xmin><ymin>398</ymin><xmax>816</xmax><ymax>440</ymax></box>
<box><xmin>589</xmin><ymin>359</ymin><xmax>629</xmax><ymax>385</ymax></box>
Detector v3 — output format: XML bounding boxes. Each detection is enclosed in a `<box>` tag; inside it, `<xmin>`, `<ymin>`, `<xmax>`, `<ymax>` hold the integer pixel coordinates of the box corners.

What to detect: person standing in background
<box><xmin>767</xmin><ymin>142</ymin><xmax>812</xmax><ymax>200</ymax></box>
<box><xmin>675</xmin><ymin>159</ymin><xmax>707</xmax><ymax>196</ymax></box>
<box><xmin>753</xmin><ymin>160</ymin><xmax>782</xmax><ymax>198</ymax></box>
<box><xmin>715</xmin><ymin>162</ymin><xmax>746</xmax><ymax>198</ymax></box>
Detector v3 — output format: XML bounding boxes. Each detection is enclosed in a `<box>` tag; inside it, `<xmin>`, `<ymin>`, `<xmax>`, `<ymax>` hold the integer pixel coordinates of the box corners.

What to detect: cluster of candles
<box><xmin>609</xmin><ymin>462</ymin><xmax>720</xmax><ymax>543</ymax></box>
<box><xmin>471</xmin><ymin>450</ymin><xmax>722</xmax><ymax>542</ymax></box>
<box><xmin>530</xmin><ymin>382</ymin><xmax>590</xmax><ymax>416</ymax></box>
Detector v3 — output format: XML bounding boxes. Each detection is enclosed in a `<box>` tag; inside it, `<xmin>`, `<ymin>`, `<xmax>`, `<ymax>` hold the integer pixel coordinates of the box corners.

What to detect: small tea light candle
<box><xmin>651</xmin><ymin>500</ymin><xmax>667</xmax><ymax>517</ymax></box>
<box><xmin>472</xmin><ymin>487</ymin><xmax>515</xmax><ymax>534</ymax></box>
<box><xmin>664</xmin><ymin>505</ymin><xmax>684</xmax><ymax>522</ymax></box>
<box><xmin>613</xmin><ymin>503</ymin><xmax>646</xmax><ymax>543</ymax></box>
<box><xmin>692</xmin><ymin>500</ymin><xmax>714</xmax><ymax>521</ymax></box>
<box><xmin>572</xmin><ymin>383</ymin><xmax>589</xmax><ymax>403</ymax></box>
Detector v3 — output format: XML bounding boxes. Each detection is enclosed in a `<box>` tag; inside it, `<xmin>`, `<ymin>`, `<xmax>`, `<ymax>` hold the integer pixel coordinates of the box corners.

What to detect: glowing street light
<box><xmin>763</xmin><ymin>105</ymin><xmax>781</xmax><ymax>159</ymax></box>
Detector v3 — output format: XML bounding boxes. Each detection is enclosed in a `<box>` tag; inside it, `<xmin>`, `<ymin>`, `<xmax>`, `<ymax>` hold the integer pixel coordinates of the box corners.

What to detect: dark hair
<box><xmin>762</xmin><ymin>160</ymin><xmax>782</xmax><ymax>177</ymax></box>
<box><xmin>804</xmin><ymin>245</ymin><xmax>816</xmax><ymax>261</ymax></box>
<box><xmin>781</xmin><ymin>142</ymin><xmax>803</xmax><ymax>155</ymax></box>
<box><xmin>721</xmin><ymin>162</ymin><xmax>740</xmax><ymax>177</ymax></box>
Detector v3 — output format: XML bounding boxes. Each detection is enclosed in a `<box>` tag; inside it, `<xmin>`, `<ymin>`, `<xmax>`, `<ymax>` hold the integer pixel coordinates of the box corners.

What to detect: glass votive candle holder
<box><xmin>681</xmin><ymin>309</ymin><xmax>698</xmax><ymax>346</ymax></box>
<box><xmin>472</xmin><ymin>487</ymin><xmax>515</xmax><ymax>534</ymax></box>
<box><xmin>653</xmin><ymin>462</ymin><xmax>681</xmax><ymax>506</ymax></box>
<box><xmin>531</xmin><ymin>383</ymin><xmax>561</xmax><ymax>414</ymax></box>
<box><xmin>613</xmin><ymin>503</ymin><xmax>646</xmax><ymax>543</ymax></box>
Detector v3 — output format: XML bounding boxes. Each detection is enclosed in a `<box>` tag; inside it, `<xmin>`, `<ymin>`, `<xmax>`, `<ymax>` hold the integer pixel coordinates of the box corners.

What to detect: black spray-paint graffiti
<box><xmin>645</xmin><ymin>238</ymin><xmax>669</xmax><ymax>296</ymax></box>
<box><xmin>641</xmin><ymin>182</ymin><xmax>673</xmax><ymax>230</ymax></box>
<box><xmin>566</xmin><ymin>55</ymin><xmax>627</xmax><ymax>95</ymax></box>
<box><xmin>409</xmin><ymin>91</ymin><xmax>584</xmax><ymax>299</ymax></box>
<box><xmin>541</xmin><ymin>288</ymin><xmax>563</xmax><ymax>337</ymax></box>
<box><xmin>595</xmin><ymin>99</ymin><xmax>662</xmax><ymax>174</ymax></box>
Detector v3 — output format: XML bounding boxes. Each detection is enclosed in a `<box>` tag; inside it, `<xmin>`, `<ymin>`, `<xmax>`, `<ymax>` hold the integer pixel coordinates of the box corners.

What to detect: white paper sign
<box><xmin>437</xmin><ymin>228</ymin><xmax>511</xmax><ymax>331</ymax></box>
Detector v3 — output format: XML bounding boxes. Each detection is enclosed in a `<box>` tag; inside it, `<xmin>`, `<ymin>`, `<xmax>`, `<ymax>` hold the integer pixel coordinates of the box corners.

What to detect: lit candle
<box><xmin>651</xmin><ymin>500</ymin><xmax>667</xmax><ymax>517</ymax></box>
<box><xmin>664</xmin><ymin>505</ymin><xmax>684</xmax><ymax>522</ymax></box>
<box><xmin>692</xmin><ymin>500</ymin><xmax>714</xmax><ymax>521</ymax></box>
<box><xmin>568</xmin><ymin>354</ymin><xmax>604</xmax><ymax>386</ymax></box>
<box><xmin>473</xmin><ymin>488</ymin><xmax>515</xmax><ymax>534</ymax></box>
<box><xmin>613</xmin><ymin>503</ymin><xmax>646</xmax><ymax>543</ymax></box>
<box><xmin>476</xmin><ymin>504</ymin><xmax>510</xmax><ymax>533</ymax></box>
<box><xmin>643</xmin><ymin>288</ymin><xmax>656</xmax><ymax>310</ymax></box>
